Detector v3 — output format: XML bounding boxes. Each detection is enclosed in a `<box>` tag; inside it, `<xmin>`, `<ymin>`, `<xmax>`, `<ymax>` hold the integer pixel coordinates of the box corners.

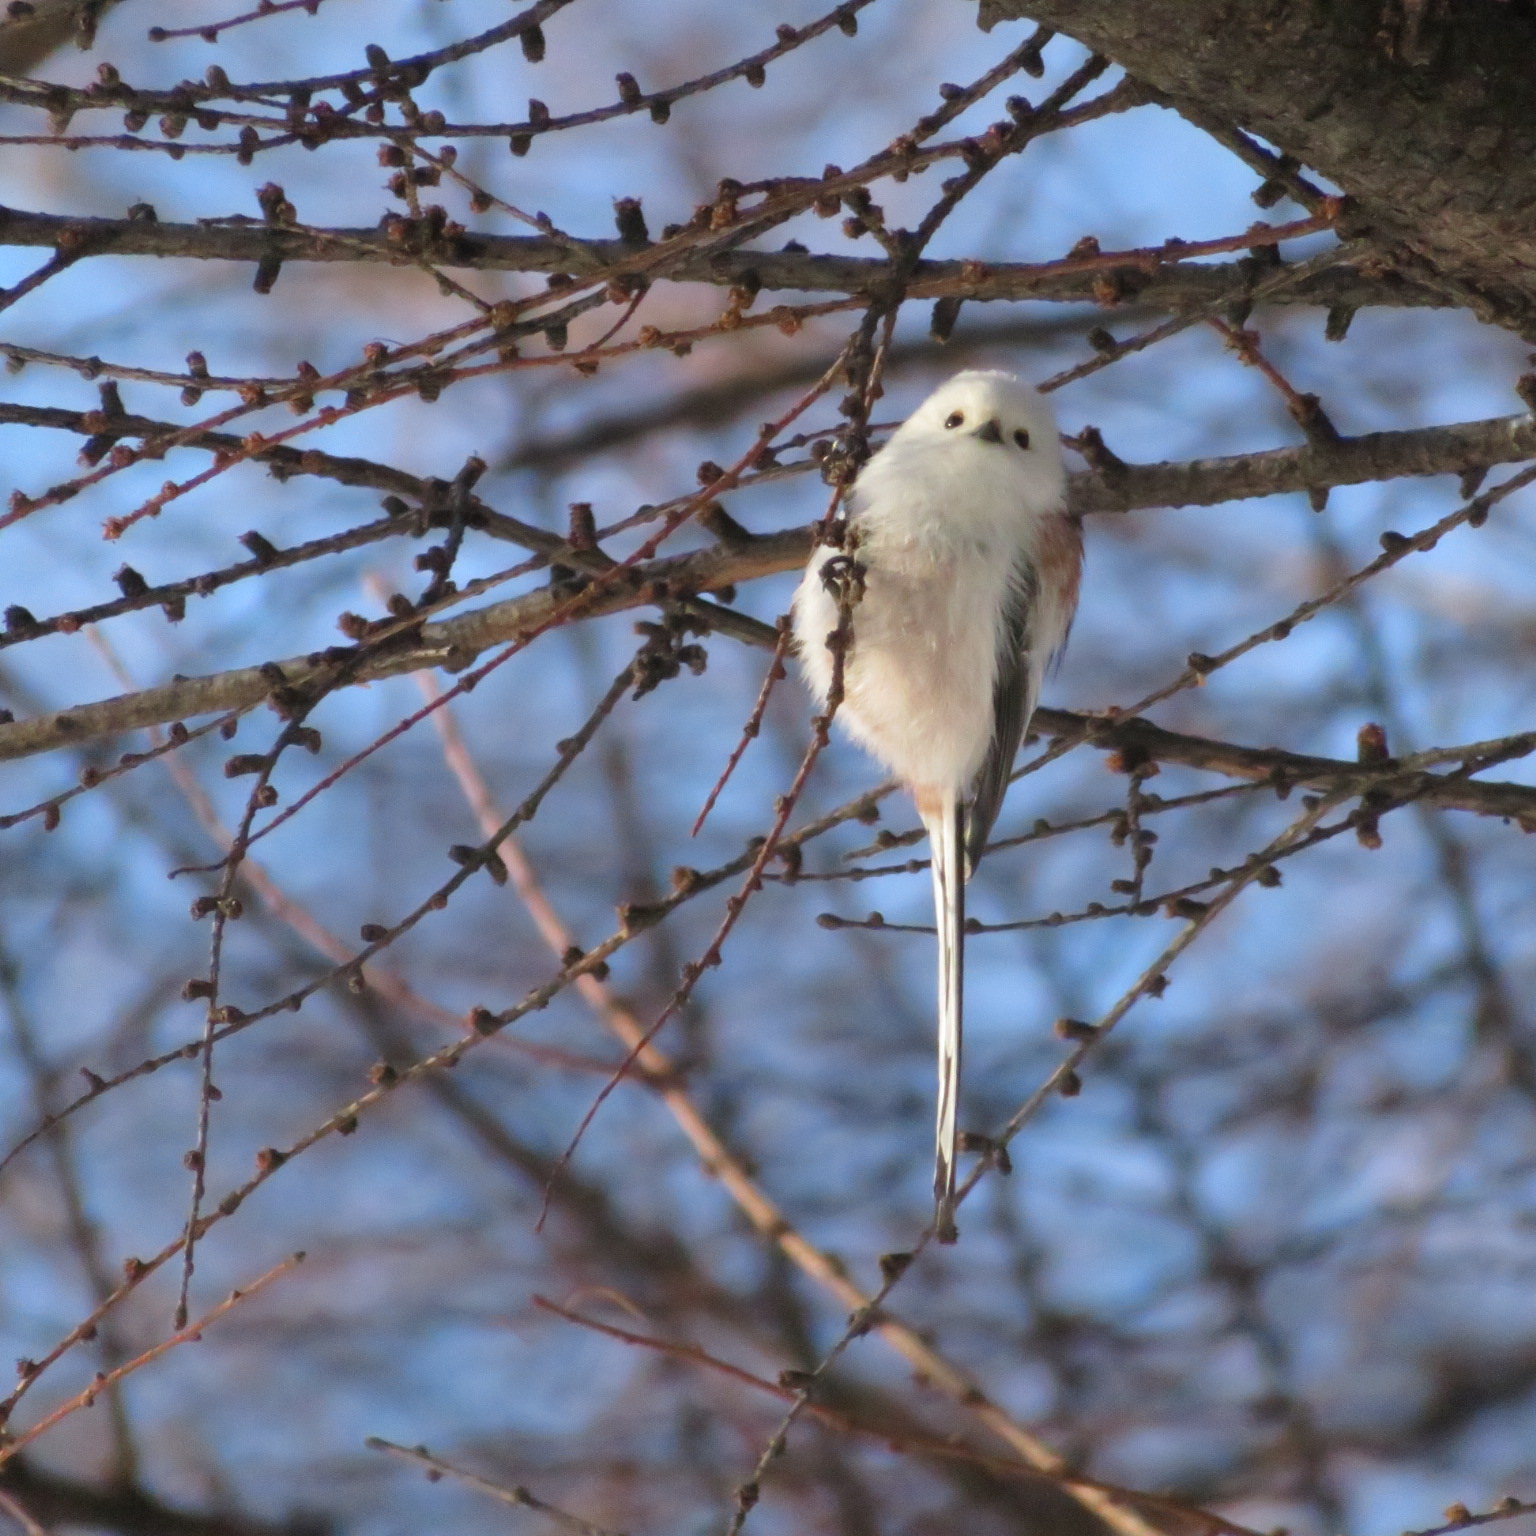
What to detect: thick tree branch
<box><xmin>978</xmin><ymin>0</ymin><xmax>1536</xmax><ymax>332</ymax></box>
<box><xmin>6</xmin><ymin>601</ymin><xmax>1527</xmax><ymax>819</ymax></box>
<box><xmin>0</xmin><ymin>0</ymin><xmax>130</xmax><ymax>75</ymax></box>
<box><xmin>7</xmin><ymin>397</ymin><xmax>1532</xmax><ymax>536</ymax></box>
<box><xmin>0</xmin><ymin>204</ymin><xmax>1439</xmax><ymax>312</ymax></box>
<box><xmin>3</xmin><ymin>539</ymin><xmax>1535</xmax><ymax>829</ymax></box>
<box><xmin>1073</xmin><ymin>408</ymin><xmax>1536</xmax><ymax>514</ymax></box>
<box><xmin>2</xmin><ymin>409</ymin><xmax>1533</xmax><ymax>765</ymax></box>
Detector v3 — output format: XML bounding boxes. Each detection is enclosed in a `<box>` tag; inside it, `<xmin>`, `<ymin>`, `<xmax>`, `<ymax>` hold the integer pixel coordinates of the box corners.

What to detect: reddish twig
<box><xmin>691</xmin><ymin>616</ymin><xmax>793</xmax><ymax>836</ymax></box>
<box><xmin>0</xmin><ymin>1252</ymin><xmax>304</xmax><ymax>1465</ymax></box>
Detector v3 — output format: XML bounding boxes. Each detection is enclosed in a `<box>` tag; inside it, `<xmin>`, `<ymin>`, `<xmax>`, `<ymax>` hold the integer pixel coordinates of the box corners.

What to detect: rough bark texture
<box><xmin>979</xmin><ymin>0</ymin><xmax>1536</xmax><ymax>332</ymax></box>
<box><xmin>0</xmin><ymin>0</ymin><xmax>127</xmax><ymax>75</ymax></box>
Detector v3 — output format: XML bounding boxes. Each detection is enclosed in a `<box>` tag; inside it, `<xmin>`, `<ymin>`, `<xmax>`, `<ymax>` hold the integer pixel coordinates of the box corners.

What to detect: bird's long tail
<box><xmin>925</xmin><ymin>790</ymin><xmax>966</xmax><ymax>1244</ymax></box>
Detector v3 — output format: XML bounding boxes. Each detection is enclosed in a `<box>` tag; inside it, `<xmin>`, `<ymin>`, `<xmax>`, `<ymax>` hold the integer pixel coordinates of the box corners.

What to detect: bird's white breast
<box><xmin>793</xmin><ymin>430</ymin><xmax>1064</xmax><ymax>794</ymax></box>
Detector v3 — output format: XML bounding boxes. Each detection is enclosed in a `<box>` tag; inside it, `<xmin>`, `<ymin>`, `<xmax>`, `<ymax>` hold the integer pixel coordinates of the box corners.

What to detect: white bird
<box><xmin>793</xmin><ymin>370</ymin><xmax>1081</xmax><ymax>1242</ymax></box>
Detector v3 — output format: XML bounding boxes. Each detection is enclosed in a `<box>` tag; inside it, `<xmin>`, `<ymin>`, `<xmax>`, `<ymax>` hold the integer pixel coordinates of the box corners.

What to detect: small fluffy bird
<box><xmin>793</xmin><ymin>370</ymin><xmax>1081</xmax><ymax>1242</ymax></box>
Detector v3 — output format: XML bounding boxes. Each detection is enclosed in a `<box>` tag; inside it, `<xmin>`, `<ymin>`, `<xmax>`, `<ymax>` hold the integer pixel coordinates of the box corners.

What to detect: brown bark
<box><xmin>3</xmin><ymin>526</ymin><xmax>1532</xmax><ymax>825</ymax></box>
<box><xmin>3</xmin><ymin>400</ymin><xmax>1532</xmax><ymax>666</ymax></box>
<box><xmin>0</xmin><ymin>0</ymin><xmax>128</xmax><ymax>75</ymax></box>
<box><xmin>0</xmin><ymin>203</ymin><xmax>1439</xmax><ymax>313</ymax></box>
<box><xmin>977</xmin><ymin>0</ymin><xmax>1536</xmax><ymax>332</ymax></box>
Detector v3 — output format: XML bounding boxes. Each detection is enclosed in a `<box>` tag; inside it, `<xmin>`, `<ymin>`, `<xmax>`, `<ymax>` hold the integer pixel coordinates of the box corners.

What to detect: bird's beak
<box><xmin>973</xmin><ymin>418</ymin><xmax>1003</xmax><ymax>444</ymax></box>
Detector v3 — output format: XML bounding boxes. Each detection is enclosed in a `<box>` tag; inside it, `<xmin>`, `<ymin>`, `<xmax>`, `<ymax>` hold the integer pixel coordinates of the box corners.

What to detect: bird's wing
<box><xmin>964</xmin><ymin>558</ymin><xmax>1038</xmax><ymax>876</ymax></box>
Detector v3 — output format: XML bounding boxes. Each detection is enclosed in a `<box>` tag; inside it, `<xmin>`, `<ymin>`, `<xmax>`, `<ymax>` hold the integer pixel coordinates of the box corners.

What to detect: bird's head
<box><xmin>896</xmin><ymin>369</ymin><xmax>1059</xmax><ymax>462</ymax></box>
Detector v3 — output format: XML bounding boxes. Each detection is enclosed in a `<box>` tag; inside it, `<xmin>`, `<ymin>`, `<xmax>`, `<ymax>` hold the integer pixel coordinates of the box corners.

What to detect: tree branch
<box><xmin>0</xmin><ymin>203</ymin><xmax>1440</xmax><ymax>312</ymax></box>
<box><xmin>1072</xmin><ymin>408</ymin><xmax>1536</xmax><ymax>514</ymax></box>
<box><xmin>0</xmin><ymin>0</ymin><xmax>131</xmax><ymax>75</ymax></box>
<box><xmin>2</xmin><ymin>409</ymin><xmax>1533</xmax><ymax>762</ymax></box>
<box><xmin>977</xmin><ymin>0</ymin><xmax>1536</xmax><ymax>333</ymax></box>
<box><xmin>2</xmin><ymin>540</ymin><xmax>1533</xmax><ymax>825</ymax></box>
<box><xmin>1</xmin><ymin>403</ymin><xmax>1531</xmax><ymax>677</ymax></box>
<box><xmin>0</xmin><ymin>401</ymin><xmax>560</xmax><ymax>558</ymax></box>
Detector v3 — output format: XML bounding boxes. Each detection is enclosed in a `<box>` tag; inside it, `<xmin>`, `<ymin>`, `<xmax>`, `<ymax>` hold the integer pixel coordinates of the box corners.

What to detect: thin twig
<box><xmin>0</xmin><ymin>1253</ymin><xmax>304</xmax><ymax>1465</ymax></box>
<box><xmin>365</xmin><ymin>1439</ymin><xmax>629</xmax><ymax>1536</ymax></box>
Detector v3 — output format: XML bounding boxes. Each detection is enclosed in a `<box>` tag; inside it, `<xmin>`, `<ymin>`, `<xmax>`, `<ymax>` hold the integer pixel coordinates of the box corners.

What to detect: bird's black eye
<box><xmin>1013</xmin><ymin>428</ymin><xmax>1030</xmax><ymax>450</ymax></box>
<box><xmin>944</xmin><ymin>411</ymin><xmax>964</xmax><ymax>429</ymax></box>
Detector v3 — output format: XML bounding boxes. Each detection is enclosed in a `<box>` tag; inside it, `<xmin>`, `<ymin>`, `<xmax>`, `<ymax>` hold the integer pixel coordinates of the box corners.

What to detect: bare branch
<box><xmin>365</xmin><ymin>1440</ymin><xmax>629</xmax><ymax>1536</ymax></box>
<box><xmin>978</xmin><ymin>0</ymin><xmax>1536</xmax><ymax>333</ymax></box>
<box><xmin>4</xmin><ymin>412</ymin><xmax>1534</xmax><ymax>765</ymax></box>
<box><xmin>0</xmin><ymin>204</ymin><xmax>1437</xmax><ymax>310</ymax></box>
<box><xmin>0</xmin><ymin>1253</ymin><xmax>305</xmax><ymax>1466</ymax></box>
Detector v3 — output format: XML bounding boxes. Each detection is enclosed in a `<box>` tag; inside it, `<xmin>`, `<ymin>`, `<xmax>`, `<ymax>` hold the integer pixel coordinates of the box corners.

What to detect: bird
<box><xmin>792</xmin><ymin>369</ymin><xmax>1081</xmax><ymax>1242</ymax></box>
